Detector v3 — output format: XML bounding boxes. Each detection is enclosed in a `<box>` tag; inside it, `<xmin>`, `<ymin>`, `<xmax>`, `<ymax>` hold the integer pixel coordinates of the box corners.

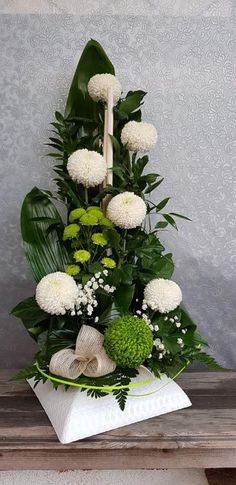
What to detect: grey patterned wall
<box><xmin>0</xmin><ymin>5</ymin><xmax>235</xmax><ymax>368</ymax></box>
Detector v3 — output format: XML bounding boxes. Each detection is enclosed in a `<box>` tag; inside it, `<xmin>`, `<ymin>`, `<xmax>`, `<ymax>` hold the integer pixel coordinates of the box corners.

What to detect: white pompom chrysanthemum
<box><xmin>144</xmin><ymin>278</ymin><xmax>182</xmax><ymax>314</ymax></box>
<box><xmin>88</xmin><ymin>73</ymin><xmax>122</xmax><ymax>105</ymax></box>
<box><xmin>107</xmin><ymin>192</ymin><xmax>147</xmax><ymax>229</ymax></box>
<box><xmin>67</xmin><ymin>149</ymin><xmax>107</xmax><ymax>188</ymax></box>
<box><xmin>36</xmin><ymin>272</ymin><xmax>79</xmax><ymax>315</ymax></box>
<box><xmin>121</xmin><ymin>121</ymin><xmax>157</xmax><ymax>152</ymax></box>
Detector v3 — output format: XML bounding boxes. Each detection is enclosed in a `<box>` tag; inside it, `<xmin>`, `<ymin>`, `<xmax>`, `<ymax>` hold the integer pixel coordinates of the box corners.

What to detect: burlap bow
<box><xmin>49</xmin><ymin>325</ymin><xmax>116</xmax><ymax>379</ymax></box>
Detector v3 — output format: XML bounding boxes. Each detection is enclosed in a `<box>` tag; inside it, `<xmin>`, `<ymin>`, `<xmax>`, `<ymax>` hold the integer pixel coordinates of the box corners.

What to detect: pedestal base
<box><xmin>28</xmin><ymin>368</ymin><xmax>191</xmax><ymax>444</ymax></box>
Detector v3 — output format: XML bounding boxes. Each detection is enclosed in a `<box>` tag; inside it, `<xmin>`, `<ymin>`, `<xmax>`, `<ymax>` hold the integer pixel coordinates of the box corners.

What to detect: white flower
<box><xmin>36</xmin><ymin>272</ymin><xmax>78</xmax><ymax>316</ymax></box>
<box><xmin>67</xmin><ymin>149</ymin><xmax>106</xmax><ymax>188</ymax></box>
<box><xmin>107</xmin><ymin>192</ymin><xmax>147</xmax><ymax>229</ymax></box>
<box><xmin>121</xmin><ymin>121</ymin><xmax>157</xmax><ymax>152</ymax></box>
<box><xmin>144</xmin><ymin>278</ymin><xmax>182</xmax><ymax>314</ymax></box>
<box><xmin>88</xmin><ymin>73</ymin><xmax>122</xmax><ymax>105</ymax></box>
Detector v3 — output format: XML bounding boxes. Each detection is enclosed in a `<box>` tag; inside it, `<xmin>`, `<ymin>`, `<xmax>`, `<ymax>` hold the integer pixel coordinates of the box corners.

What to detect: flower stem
<box><xmin>85</xmin><ymin>187</ymin><xmax>88</xmax><ymax>205</ymax></box>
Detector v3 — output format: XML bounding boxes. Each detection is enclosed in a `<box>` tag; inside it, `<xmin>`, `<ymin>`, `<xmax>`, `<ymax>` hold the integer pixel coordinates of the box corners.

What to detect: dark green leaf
<box><xmin>21</xmin><ymin>187</ymin><xmax>69</xmax><ymax>282</ymax></box>
<box><xmin>144</xmin><ymin>178</ymin><xmax>164</xmax><ymax>194</ymax></box>
<box><xmin>65</xmin><ymin>39</ymin><xmax>115</xmax><ymax>119</ymax></box>
<box><xmin>163</xmin><ymin>213</ymin><xmax>178</xmax><ymax>230</ymax></box>
<box><xmin>103</xmin><ymin>228</ymin><xmax>121</xmax><ymax>251</ymax></box>
<box><xmin>155</xmin><ymin>221</ymin><xmax>168</xmax><ymax>229</ymax></box>
<box><xmin>114</xmin><ymin>285</ymin><xmax>135</xmax><ymax>314</ymax></box>
<box><xmin>118</xmin><ymin>90</ymin><xmax>146</xmax><ymax>114</ymax></box>
<box><xmin>155</xmin><ymin>197</ymin><xmax>171</xmax><ymax>212</ymax></box>
<box><xmin>194</xmin><ymin>352</ymin><xmax>223</xmax><ymax>370</ymax></box>
<box><xmin>170</xmin><ymin>212</ymin><xmax>192</xmax><ymax>221</ymax></box>
<box><xmin>10</xmin><ymin>365</ymin><xmax>37</xmax><ymax>381</ymax></box>
<box><xmin>11</xmin><ymin>297</ymin><xmax>48</xmax><ymax>325</ymax></box>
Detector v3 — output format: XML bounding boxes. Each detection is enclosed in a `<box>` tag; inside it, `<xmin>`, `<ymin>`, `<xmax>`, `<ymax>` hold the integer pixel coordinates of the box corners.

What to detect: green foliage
<box><xmin>11</xmin><ymin>297</ymin><xmax>47</xmax><ymax>325</ymax></box>
<box><xmin>21</xmin><ymin>187</ymin><xmax>69</xmax><ymax>282</ymax></box>
<box><xmin>10</xmin><ymin>365</ymin><xmax>37</xmax><ymax>381</ymax></box>
<box><xmin>193</xmin><ymin>352</ymin><xmax>223</xmax><ymax>370</ymax></box>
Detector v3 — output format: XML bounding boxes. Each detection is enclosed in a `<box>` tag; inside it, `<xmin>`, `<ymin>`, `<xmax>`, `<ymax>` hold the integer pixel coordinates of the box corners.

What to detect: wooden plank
<box><xmin>0</xmin><ymin>371</ymin><xmax>235</xmax><ymax>470</ymax></box>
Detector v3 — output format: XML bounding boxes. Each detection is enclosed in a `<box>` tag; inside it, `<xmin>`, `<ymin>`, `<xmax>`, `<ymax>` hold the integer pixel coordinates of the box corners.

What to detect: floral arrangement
<box><xmin>11</xmin><ymin>40</ymin><xmax>220</xmax><ymax>410</ymax></box>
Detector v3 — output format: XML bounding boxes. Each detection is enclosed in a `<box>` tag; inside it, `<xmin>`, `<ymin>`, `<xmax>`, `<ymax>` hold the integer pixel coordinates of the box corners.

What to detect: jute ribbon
<box><xmin>49</xmin><ymin>325</ymin><xmax>116</xmax><ymax>380</ymax></box>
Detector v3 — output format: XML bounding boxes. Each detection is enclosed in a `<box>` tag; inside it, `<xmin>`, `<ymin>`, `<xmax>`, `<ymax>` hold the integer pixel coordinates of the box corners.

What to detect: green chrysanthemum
<box><xmin>63</xmin><ymin>223</ymin><xmax>80</xmax><ymax>241</ymax></box>
<box><xmin>65</xmin><ymin>264</ymin><xmax>81</xmax><ymax>276</ymax></box>
<box><xmin>80</xmin><ymin>213</ymin><xmax>98</xmax><ymax>226</ymax></box>
<box><xmin>74</xmin><ymin>249</ymin><xmax>91</xmax><ymax>263</ymax></box>
<box><xmin>99</xmin><ymin>217</ymin><xmax>113</xmax><ymax>227</ymax></box>
<box><xmin>92</xmin><ymin>233</ymin><xmax>108</xmax><ymax>247</ymax></box>
<box><xmin>104</xmin><ymin>315</ymin><xmax>153</xmax><ymax>368</ymax></box>
<box><xmin>69</xmin><ymin>208</ymin><xmax>86</xmax><ymax>222</ymax></box>
<box><xmin>87</xmin><ymin>207</ymin><xmax>104</xmax><ymax>221</ymax></box>
<box><xmin>101</xmin><ymin>257</ymin><xmax>116</xmax><ymax>269</ymax></box>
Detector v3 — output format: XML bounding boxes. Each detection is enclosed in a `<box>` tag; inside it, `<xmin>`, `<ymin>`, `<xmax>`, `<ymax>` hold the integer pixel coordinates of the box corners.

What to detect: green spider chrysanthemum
<box><xmin>101</xmin><ymin>257</ymin><xmax>116</xmax><ymax>269</ymax></box>
<box><xmin>92</xmin><ymin>233</ymin><xmax>108</xmax><ymax>247</ymax></box>
<box><xmin>74</xmin><ymin>249</ymin><xmax>91</xmax><ymax>263</ymax></box>
<box><xmin>80</xmin><ymin>213</ymin><xmax>98</xmax><ymax>226</ymax></box>
<box><xmin>65</xmin><ymin>264</ymin><xmax>81</xmax><ymax>276</ymax></box>
<box><xmin>69</xmin><ymin>208</ymin><xmax>86</xmax><ymax>222</ymax></box>
<box><xmin>99</xmin><ymin>217</ymin><xmax>113</xmax><ymax>227</ymax></box>
<box><xmin>104</xmin><ymin>315</ymin><xmax>153</xmax><ymax>368</ymax></box>
<box><xmin>63</xmin><ymin>223</ymin><xmax>80</xmax><ymax>241</ymax></box>
<box><xmin>87</xmin><ymin>207</ymin><xmax>104</xmax><ymax>221</ymax></box>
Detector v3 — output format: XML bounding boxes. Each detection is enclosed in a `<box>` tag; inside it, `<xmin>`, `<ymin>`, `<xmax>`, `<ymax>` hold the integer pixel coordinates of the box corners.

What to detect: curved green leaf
<box><xmin>65</xmin><ymin>39</ymin><xmax>115</xmax><ymax>119</ymax></box>
<box><xmin>21</xmin><ymin>187</ymin><xmax>69</xmax><ymax>282</ymax></box>
<box><xmin>11</xmin><ymin>297</ymin><xmax>48</xmax><ymax>326</ymax></box>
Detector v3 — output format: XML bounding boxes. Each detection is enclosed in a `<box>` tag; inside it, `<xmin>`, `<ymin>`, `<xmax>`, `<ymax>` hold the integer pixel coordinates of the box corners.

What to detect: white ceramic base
<box><xmin>28</xmin><ymin>368</ymin><xmax>191</xmax><ymax>444</ymax></box>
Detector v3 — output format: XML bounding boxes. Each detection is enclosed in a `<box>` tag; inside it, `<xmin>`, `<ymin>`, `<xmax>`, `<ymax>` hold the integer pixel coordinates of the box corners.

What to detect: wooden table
<box><xmin>0</xmin><ymin>370</ymin><xmax>236</xmax><ymax>471</ymax></box>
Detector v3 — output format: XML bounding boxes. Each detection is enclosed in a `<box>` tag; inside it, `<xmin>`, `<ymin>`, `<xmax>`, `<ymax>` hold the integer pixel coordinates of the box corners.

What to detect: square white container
<box><xmin>28</xmin><ymin>367</ymin><xmax>191</xmax><ymax>444</ymax></box>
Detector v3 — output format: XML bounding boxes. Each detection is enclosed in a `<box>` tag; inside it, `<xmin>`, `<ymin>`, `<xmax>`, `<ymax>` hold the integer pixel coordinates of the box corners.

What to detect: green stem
<box><xmin>85</xmin><ymin>187</ymin><xmax>88</xmax><ymax>205</ymax></box>
<box><xmin>123</xmin><ymin>229</ymin><xmax>127</xmax><ymax>254</ymax></box>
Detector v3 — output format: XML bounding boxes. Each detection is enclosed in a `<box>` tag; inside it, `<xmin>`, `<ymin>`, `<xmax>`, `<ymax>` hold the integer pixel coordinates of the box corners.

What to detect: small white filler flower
<box><xmin>67</xmin><ymin>149</ymin><xmax>107</xmax><ymax>187</ymax></box>
<box><xmin>121</xmin><ymin>121</ymin><xmax>157</xmax><ymax>152</ymax></box>
<box><xmin>36</xmin><ymin>272</ymin><xmax>79</xmax><ymax>315</ymax></box>
<box><xmin>107</xmin><ymin>191</ymin><xmax>147</xmax><ymax>229</ymax></box>
<box><xmin>88</xmin><ymin>73</ymin><xmax>122</xmax><ymax>105</ymax></box>
<box><xmin>144</xmin><ymin>278</ymin><xmax>182</xmax><ymax>314</ymax></box>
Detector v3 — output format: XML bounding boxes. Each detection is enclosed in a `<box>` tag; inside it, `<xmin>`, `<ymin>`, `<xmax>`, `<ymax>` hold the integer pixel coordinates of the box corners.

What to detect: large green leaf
<box><xmin>65</xmin><ymin>39</ymin><xmax>115</xmax><ymax>120</ymax></box>
<box><xmin>11</xmin><ymin>297</ymin><xmax>48</xmax><ymax>326</ymax></box>
<box><xmin>114</xmin><ymin>285</ymin><xmax>135</xmax><ymax>314</ymax></box>
<box><xmin>118</xmin><ymin>90</ymin><xmax>146</xmax><ymax>114</ymax></box>
<box><xmin>21</xmin><ymin>187</ymin><xmax>69</xmax><ymax>282</ymax></box>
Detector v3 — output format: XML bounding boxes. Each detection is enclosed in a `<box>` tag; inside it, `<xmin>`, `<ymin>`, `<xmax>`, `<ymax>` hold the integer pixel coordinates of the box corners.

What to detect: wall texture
<box><xmin>0</xmin><ymin>3</ymin><xmax>235</xmax><ymax>368</ymax></box>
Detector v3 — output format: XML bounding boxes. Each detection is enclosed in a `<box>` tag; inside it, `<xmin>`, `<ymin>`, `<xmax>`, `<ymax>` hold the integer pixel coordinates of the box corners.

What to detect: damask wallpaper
<box><xmin>0</xmin><ymin>5</ymin><xmax>235</xmax><ymax>367</ymax></box>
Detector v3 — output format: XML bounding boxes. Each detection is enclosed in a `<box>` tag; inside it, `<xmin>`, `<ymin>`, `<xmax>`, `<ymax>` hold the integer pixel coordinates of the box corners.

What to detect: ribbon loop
<box><xmin>49</xmin><ymin>325</ymin><xmax>116</xmax><ymax>379</ymax></box>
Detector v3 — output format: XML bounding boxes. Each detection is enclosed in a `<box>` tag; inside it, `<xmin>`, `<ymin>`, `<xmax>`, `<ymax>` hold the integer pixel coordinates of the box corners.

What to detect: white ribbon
<box><xmin>49</xmin><ymin>325</ymin><xmax>116</xmax><ymax>380</ymax></box>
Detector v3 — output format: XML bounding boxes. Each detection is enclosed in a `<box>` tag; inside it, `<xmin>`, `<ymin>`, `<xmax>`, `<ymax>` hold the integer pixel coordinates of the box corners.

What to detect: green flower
<box><xmin>80</xmin><ymin>213</ymin><xmax>98</xmax><ymax>226</ymax></box>
<box><xmin>104</xmin><ymin>315</ymin><xmax>153</xmax><ymax>368</ymax></box>
<box><xmin>92</xmin><ymin>233</ymin><xmax>108</xmax><ymax>247</ymax></box>
<box><xmin>65</xmin><ymin>264</ymin><xmax>81</xmax><ymax>276</ymax></box>
<box><xmin>101</xmin><ymin>257</ymin><xmax>116</xmax><ymax>269</ymax></box>
<box><xmin>87</xmin><ymin>207</ymin><xmax>104</xmax><ymax>221</ymax></box>
<box><xmin>99</xmin><ymin>217</ymin><xmax>113</xmax><ymax>227</ymax></box>
<box><xmin>63</xmin><ymin>224</ymin><xmax>80</xmax><ymax>241</ymax></box>
<box><xmin>69</xmin><ymin>208</ymin><xmax>86</xmax><ymax>222</ymax></box>
<box><xmin>74</xmin><ymin>250</ymin><xmax>91</xmax><ymax>263</ymax></box>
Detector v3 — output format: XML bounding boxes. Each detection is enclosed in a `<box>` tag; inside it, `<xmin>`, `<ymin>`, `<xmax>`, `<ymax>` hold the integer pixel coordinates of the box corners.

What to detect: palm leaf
<box><xmin>21</xmin><ymin>187</ymin><xmax>69</xmax><ymax>282</ymax></box>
